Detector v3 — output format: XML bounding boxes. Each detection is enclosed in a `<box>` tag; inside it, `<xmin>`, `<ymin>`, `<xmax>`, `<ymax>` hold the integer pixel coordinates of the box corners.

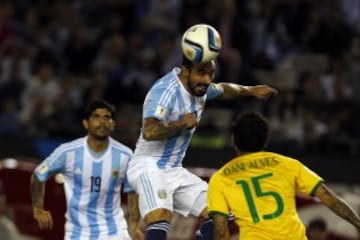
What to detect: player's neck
<box><xmin>178</xmin><ymin>73</ymin><xmax>190</xmax><ymax>93</ymax></box>
<box><xmin>235</xmin><ymin>148</ymin><xmax>254</xmax><ymax>158</ymax></box>
<box><xmin>87</xmin><ymin>136</ymin><xmax>109</xmax><ymax>153</ymax></box>
<box><xmin>178</xmin><ymin>68</ymin><xmax>193</xmax><ymax>95</ymax></box>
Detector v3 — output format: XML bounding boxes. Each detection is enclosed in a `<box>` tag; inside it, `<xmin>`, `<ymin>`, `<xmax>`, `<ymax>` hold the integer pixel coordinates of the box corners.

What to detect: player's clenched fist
<box><xmin>33</xmin><ymin>207</ymin><xmax>53</xmax><ymax>230</ymax></box>
<box><xmin>250</xmin><ymin>85</ymin><xmax>278</xmax><ymax>99</ymax></box>
<box><xmin>182</xmin><ymin>113</ymin><xmax>197</xmax><ymax>129</ymax></box>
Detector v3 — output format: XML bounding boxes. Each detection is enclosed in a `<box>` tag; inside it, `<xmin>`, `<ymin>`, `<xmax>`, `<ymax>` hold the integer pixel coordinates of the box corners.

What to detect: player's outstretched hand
<box><xmin>182</xmin><ymin>113</ymin><xmax>198</xmax><ymax>129</ymax></box>
<box><xmin>251</xmin><ymin>85</ymin><xmax>278</xmax><ymax>99</ymax></box>
<box><xmin>33</xmin><ymin>207</ymin><xmax>53</xmax><ymax>230</ymax></box>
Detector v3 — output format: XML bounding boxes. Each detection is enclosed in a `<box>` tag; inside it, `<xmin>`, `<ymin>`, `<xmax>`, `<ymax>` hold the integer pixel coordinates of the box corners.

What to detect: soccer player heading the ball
<box><xmin>208</xmin><ymin>112</ymin><xmax>360</xmax><ymax>240</ymax></box>
<box><xmin>126</xmin><ymin>23</ymin><xmax>278</xmax><ymax>240</ymax></box>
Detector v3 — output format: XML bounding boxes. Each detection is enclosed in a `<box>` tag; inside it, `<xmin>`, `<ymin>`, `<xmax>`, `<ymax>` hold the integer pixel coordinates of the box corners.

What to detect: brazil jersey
<box><xmin>207</xmin><ymin>151</ymin><xmax>323</xmax><ymax>240</ymax></box>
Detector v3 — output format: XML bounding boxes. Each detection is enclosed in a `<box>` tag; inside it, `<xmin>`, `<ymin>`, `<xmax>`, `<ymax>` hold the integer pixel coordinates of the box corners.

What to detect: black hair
<box><xmin>307</xmin><ymin>218</ymin><xmax>327</xmax><ymax>231</ymax></box>
<box><xmin>182</xmin><ymin>54</ymin><xmax>194</xmax><ymax>69</ymax></box>
<box><xmin>232</xmin><ymin>112</ymin><xmax>269</xmax><ymax>152</ymax></box>
<box><xmin>83</xmin><ymin>100</ymin><xmax>116</xmax><ymax>120</ymax></box>
<box><xmin>0</xmin><ymin>179</ymin><xmax>4</xmax><ymax>195</ymax></box>
<box><xmin>181</xmin><ymin>54</ymin><xmax>217</xmax><ymax>70</ymax></box>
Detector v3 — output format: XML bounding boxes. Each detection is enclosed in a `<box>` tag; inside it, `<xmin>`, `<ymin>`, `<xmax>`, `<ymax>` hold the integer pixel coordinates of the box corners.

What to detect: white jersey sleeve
<box><xmin>34</xmin><ymin>143</ymin><xmax>68</xmax><ymax>182</ymax></box>
<box><xmin>144</xmin><ymin>79</ymin><xmax>177</xmax><ymax>121</ymax></box>
<box><xmin>206</xmin><ymin>83</ymin><xmax>224</xmax><ymax>100</ymax></box>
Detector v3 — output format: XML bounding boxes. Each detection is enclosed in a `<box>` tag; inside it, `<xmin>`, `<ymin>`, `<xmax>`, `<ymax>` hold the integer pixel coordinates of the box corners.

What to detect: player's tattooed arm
<box><xmin>31</xmin><ymin>173</ymin><xmax>54</xmax><ymax>230</ymax></box>
<box><xmin>142</xmin><ymin>114</ymin><xmax>197</xmax><ymax>141</ymax></box>
<box><xmin>128</xmin><ymin>192</ymin><xmax>140</xmax><ymax>224</ymax></box>
<box><xmin>315</xmin><ymin>183</ymin><xmax>360</xmax><ymax>230</ymax></box>
<box><xmin>30</xmin><ymin>173</ymin><xmax>45</xmax><ymax>210</ymax></box>
<box><xmin>213</xmin><ymin>214</ymin><xmax>230</xmax><ymax>240</ymax></box>
<box><xmin>218</xmin><ymin>83</ymin><xmax>277</xmax><ymax>100</ymax></box>
<box><xmin>127</xmin><ymin>192</ymin><xmax>144</xmax><ymax>239</ymax></box>
<box><xmin>142</xmin><ymin>118</ymin><xmax>186</xmax><ymax>140</ymax></box>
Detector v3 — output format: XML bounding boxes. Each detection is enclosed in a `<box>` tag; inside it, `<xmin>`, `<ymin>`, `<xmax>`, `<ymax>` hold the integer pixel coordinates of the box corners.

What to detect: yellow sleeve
<box><xmin>207</xmin><ymin>172</ymin><xmax>230</xmax><ymax>218</ymax></box>
<box><xmin>295</xmin><ymin>160</ymin><xmax>323</xmax><ymax>196</ymax></box>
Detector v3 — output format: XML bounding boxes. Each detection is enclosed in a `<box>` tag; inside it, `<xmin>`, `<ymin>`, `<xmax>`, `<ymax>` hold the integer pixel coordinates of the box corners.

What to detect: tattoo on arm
<box><xmin>213</xmin><ymin>215</ymin><xmax>230</xmax><ymax>240</ymax></box>
<box><xmin>127</xmin><ymin>192</ymin><xmax>140</xmax><ymax>223</ymax></box>
<box><xmin>142</xmin><ymin>118</ymin><xmax>186</xmax><ymax>141</ymax></box>
<box><xmin>30</xmin><ymin>174</ymin><xmax>45</xmax><ymax>209</ymax></box>
<box><xmin>316</xmin><ymin>184</ymin><xmax>360</xmax><ymax>229</ymax></box>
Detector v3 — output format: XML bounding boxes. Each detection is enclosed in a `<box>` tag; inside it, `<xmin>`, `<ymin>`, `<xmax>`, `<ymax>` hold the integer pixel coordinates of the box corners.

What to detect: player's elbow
<box><xmin>142</xmin><ymin>131</ymin><xmax>156</xmax><ymax>141</ymax></box>
<box><xmin>30</xmin><ymin>173</ymin><xmax>41</xmax><ymax>184</ymax></box>
<box><xmin>30</xmin><ymin>173</ymin><xmax>37</xmax><ymax>182</ymax></box>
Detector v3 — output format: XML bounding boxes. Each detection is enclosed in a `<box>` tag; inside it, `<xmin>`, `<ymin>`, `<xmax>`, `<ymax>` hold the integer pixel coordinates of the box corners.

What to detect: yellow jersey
<box><xmin>207</xmin><ymin>151</ymin><xmax>323</xmax><ymax>240</ymax></box>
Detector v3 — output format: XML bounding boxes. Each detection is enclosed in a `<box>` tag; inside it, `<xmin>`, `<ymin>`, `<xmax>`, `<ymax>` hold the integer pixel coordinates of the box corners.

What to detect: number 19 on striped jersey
<box><xmin>90</xmin><ymin>176</ymin><xmax>102</xmax><ymax>192</ymax></box>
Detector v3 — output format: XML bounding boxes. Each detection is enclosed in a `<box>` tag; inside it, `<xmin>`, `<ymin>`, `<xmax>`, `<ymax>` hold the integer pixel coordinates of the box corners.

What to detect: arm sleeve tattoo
<box><xmin>127</xmin><ymin>192</ymin><xmax>140</xmax><ymax>223</ymax></box>
<box><xmin>213</xmin><ymin>215</ymin><xmax>230</xmax><ymax>240</ymax></box>
<box><xmin>30</xmin><ymin>173</ymin><xmax>45</xmax><ymax>209</ymax></box>
<box><xmin>315</xmin><ymin>184</ymin><xmax>360</xmax><ymax>229</ymax></box>
<box><xmin>142</xmin><ymin>118</ymin><xmax>186</xmax><ymax>141</ymax></box>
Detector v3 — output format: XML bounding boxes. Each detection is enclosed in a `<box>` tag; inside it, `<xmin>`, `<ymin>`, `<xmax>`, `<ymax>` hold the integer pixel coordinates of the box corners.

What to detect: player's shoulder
<box><xmin>146</xmin><ymin>70</ymin><xmax>179</xmax><ymax>107</ymax></box>
<box><xmin>109</xmin><ymin>137</ymin><xmax>133</xmax><ymax>156</ymax></box>
<box><xmin>273</xmin><ymin>152</ymin><xmax>299</xmax><ymax>163</ymax></box>
<box><xmin>151</xmin><ymin>68</ymin><xmax>179</xmax><ymax>91</ymax></box>
<box><xmin>55</xmin><ymin>137</ymin><xmax>85</xmax><ymax>153</ymax></box>
<box><xmin>265</xmin><ymin>151</ymin><xmax>302</xmax><ymax>168</ymax></box>
<box><xmin>205</xmin><ymin>83</ymin><xmax>224</xmax><ymax>100</ymax></box>
<box><xmin>208</xmin><ymin>83</ymin><xmax>222</xmax><ymax>91</ymax></box>
<box><xmin>209</xmin><ymin>167</ymin><xmax>225</xmax><ymax>183</ymax></box>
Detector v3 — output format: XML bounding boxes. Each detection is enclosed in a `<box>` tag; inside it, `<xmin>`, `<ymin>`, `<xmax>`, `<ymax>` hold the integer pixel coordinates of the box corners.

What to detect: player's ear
<box><xmin>181</xmin><ymin>66</ymin><xmax>190</xmax><ymax>78</ymax></box>
<box><xmin>82</xmin><ymin>119</ymin><xmax>89</xmax><ymax>129</ymax></box>
<box><xmin>230</xmin><ymin>134</ymin><xmax>235</xmax><ymax>149</ymax></box>
<box><xmin>110</xmin><ymin>119</ymin><xmax>115</xmax><ymax>131</ymax></box>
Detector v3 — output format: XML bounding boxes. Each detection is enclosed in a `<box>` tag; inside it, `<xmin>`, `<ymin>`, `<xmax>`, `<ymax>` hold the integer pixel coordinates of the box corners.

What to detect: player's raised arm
<box><xmin>217</xmin><ymin>83</ymin><xmax>278</xmax><ymax>100</ymax></box>
<box><xmin>314</xmin><ymin>183</ymin><xmax>360</xmax><ymax>231</ymax></box>
<box><xmin>30</xmin><ymin>173</ymin><xmax>53</xmax><ymax>230</ymax></box>
<box><xmin>142</xmin><ymin>113</ymin><xmax>197</xmax><ymax>141</ymax></box>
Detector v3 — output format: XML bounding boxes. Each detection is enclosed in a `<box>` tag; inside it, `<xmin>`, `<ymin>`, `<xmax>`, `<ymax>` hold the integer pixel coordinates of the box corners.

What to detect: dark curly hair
<box><xmin>232</xmin><ymin>112</ymin><xmax>269</xmax><ymax>152</ymax></box>
<box><xmin>83</xmin><ymin>100</ymin><xmax>116</xmax><ymax>120</ymax></box>
<box><xmin>181</xmin><ymin>54</ymin><xmax>217</xmax><ymax>70</ymax></box>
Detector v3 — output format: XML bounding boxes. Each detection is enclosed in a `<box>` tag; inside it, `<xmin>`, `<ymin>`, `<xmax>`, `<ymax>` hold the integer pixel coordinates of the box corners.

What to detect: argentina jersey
<box><xmin>34</xmin><ymin>136</ymin><xmax>133</xmax><ymax>240</ymax></box>
<box><xmin>132</xmin><ymin>67</ymin><xmax>223</xmax><ymax>170</ymax></box>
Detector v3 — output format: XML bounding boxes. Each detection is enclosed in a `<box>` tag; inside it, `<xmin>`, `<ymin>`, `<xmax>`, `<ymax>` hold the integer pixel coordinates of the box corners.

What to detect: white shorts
<box><xmin>108</xmin><ymin>232</ymin><xmax>131</xmax><ymax>240</ymax></box>
<box><xmin>64</xmin><ymin>229</ymin><xmax>131</xmax><ymax>240</ymax></box>
<box><xmin>127</xmin><ymin>167</ymin><xmax>208</xmax><ymax>218</ymax></box>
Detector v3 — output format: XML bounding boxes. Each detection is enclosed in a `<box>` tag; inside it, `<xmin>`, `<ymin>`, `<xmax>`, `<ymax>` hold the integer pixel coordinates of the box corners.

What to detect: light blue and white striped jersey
<box><xmin>34</xmin><ymin>136</ymin><xmax>133</xmax><ymax>240</ymax></box>
<box><xmin>132</xmin><ymin>67</ymin><xmax>223</xmax><ymax>170</ymax></box>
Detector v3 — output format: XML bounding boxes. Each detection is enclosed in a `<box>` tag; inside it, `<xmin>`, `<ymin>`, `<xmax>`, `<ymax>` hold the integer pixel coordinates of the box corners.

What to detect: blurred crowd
<box><xmin>0</xmin><ymin>0</ymin><xmax>359</xmax><ymax>154</ymax></box>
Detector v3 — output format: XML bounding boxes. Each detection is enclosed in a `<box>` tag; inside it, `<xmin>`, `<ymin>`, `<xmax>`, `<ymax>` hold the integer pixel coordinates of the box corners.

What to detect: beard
<box><xmin>90</xmin><ymin>127</ymin><xmax>111</xmax><ymax>141</ymax></box>
<box><xmin>92</xmin><ymin>134</ymin><xmax>109</xmax><ymax>141</ymax></box>
<box><xmin>187</xmin><ymin>78</ymin><xmax>209</xmax><ymax>97</ymax></box>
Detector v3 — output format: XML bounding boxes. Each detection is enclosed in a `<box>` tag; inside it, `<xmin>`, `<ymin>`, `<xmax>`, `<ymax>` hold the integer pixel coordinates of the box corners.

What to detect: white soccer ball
<box><xmin>181</xmin><ymin>24</ymin><xmax>222</xmax><ymax>64</ymax></box>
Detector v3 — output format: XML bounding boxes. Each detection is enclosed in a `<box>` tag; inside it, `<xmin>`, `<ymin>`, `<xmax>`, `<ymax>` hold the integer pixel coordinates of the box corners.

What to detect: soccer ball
<box><xmin>181</xmin><ymin>24</ymin><xmax>222</xmax><ymax>64</ymax></box>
